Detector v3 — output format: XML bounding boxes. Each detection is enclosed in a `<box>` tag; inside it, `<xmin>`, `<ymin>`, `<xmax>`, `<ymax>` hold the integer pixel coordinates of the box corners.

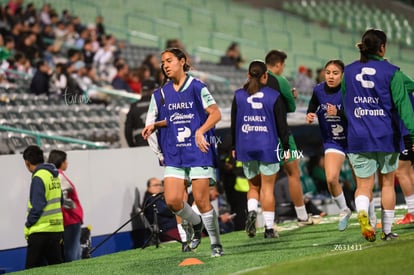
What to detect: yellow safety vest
<box><xmin>26</xmin><ymin>169</ymin><xmax>64</xmax><ymax>234</ymax></box>
<box><xmin>234</xmin><ymin>161</ymin><xmax>249</xmax><ymax>192</ymax></box>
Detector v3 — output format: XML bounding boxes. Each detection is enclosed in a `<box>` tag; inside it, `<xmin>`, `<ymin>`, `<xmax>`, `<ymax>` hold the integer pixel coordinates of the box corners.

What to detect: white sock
<box><xmin>201</xmin><ymin>209</ymin><xmax>221</xmax><ymax>245</ymax></box>
<box><xmin>192</xmin><ymin>204</ymin><xmax>201</xmax><ymax>215</ymax></box>
<box><xmin>333</xmin><ymin>192</ymin><xmax>348</xmax><ymax>212</ymax></box>
<box><xmin>263</xmin><ymin>211</ymin><xmax>275</xmax><ymax>229</ymax></box>
<box><xmin>368</xmin><ymin>200</ymin><xmax>376</xmax><ymax>227</ymax></box>
<box><xmin>405</xmin><ymin>194</ymin><xmax>414</xmax><ymax>214</ymax></box>
<box><xmin>295</xmin><ymin>205</ymin><xmax>308</xmax><ymax>221</ymax></box>
<box><xmin>175</xmin><ymin>202</ymin><xmax>201</xmax><ymax>225</ymax></box>
<box><xmin>355</xmin><ymin>195</ymin><xmax>369</xmax><ymax>213</ymax></box>
<box><xmin>247</xmin><ymin>199</ymin><xmax>259</xmax><ymax>212</ymax></box>
<box><xmin>177</xmin><ymin>223</ymin><xmax>187</xmax><ymax>242</ymax></box>
<box><xmin>382</xmin><ymin>209</ymin><xmax>395</xmax><ymax>234</ymax></box>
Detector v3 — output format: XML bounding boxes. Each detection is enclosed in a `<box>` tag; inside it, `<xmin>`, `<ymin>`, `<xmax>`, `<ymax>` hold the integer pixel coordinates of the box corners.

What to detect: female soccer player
<box><xmin>306</xmin><ymin>59</ymin><xmax>352</xmax><ymax>231</ymax></box>
<box><xmin>142</xmin><ymin>48</ymin><xmax>223</xmax><ymax>257</ymax></box>
<box><xmin>342</xmin><ymin>29</ymin><xmax>414</xmax><ymax>242</ymax></box>
<box><xmin>231</xmin><ymin>60</ymin><xmax>290</xmax><ymax>238</ymax></box>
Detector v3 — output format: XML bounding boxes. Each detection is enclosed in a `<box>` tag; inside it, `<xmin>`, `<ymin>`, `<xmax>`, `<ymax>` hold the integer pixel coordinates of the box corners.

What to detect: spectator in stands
<box><xmin>39</xmin><ymin>3</ymin><xmax>52</xmax><ymax>27</ymax></box>
<box><xmin>22</xmin><ymin>145</ymin><xmax>64</xmax><ymax>269</ymax></box>
<box><xmin>68</xmin><ymin>60</ymin><xmax>88</xmax><ymax>95</ymax></box>
<box><xmin>112</xmin><ymin>62</ymin><xmax>132</xmax><ymax>92</ymax></box>
<box><xmin>82</xmin><ymin>39</ymin><xmax>95</xmax><ymax>66</ymax></box>
<box><xmin>66</xmin><ymin>48</ymin><xmax>82</xmax><ymax>67</ymax></box>
<box><xmin>342</xmin><ymin>29</ymin><xmax>414</xmax><ymax>242</ymax></box>
<box><xmin>165</xmin><ymin>38</ymin><xmax>193</xmax><ymax>66</ymax></box>
<box><xmin>48</xmin><ymin>150</ymin><xmax>84</xmax><ymax>262</ymax></box>
<box><xmin>231</xmin><ymin>60</ymin><xmax>290</xmax><ymax>239</ymax></box>
<box><xmin>13</xmin><ymin>51</ymin><xmax>32</xmax><ymax>75</ymax></box>
<box><xmin>306</xmin><ymin>59</ymin><xmax>353</xmax><ymax>231</ymax></box>
<box><xmin>137</xmin><ymin>64</ymin><xmax>157</xmax><ymax>94</ymax></box>
<box><xmin>74</xmin><ymin>28</ymin><xmax>89</xmax><ymax>50</ymax></box>
<box><xmin>64</xmin><ymin>22</ymin><xmax>79</xmax><ymax>49</ymax></box>
<box><xmin>95</xmin><ymin>15</ymin><xmax>105</xmax><ymax>37</ymax></box>
<box><xmin>93</xmin><ymin>34</ymin><xmax>118</xmax><ymax>82</ymax></box>
<box><xmin>52</xmin><ymin>62</ymin><xmax>68</xmax><ymax>95</ymax></box>
<box><xmin>294</xmin><ymin>65</ymin><xmax>315</xmax><ymax>95</ymax></box>
<box><xmin>0</xmin><ymin>35</ymin><xmax>14</xmax><ymax>62</ymax></box>
<box><xmin>142</xmin><ymin>48</ymin><xmax>223</xmax><ymax>257</ymax></box>
<box><xmin>71</xmin><ymin>16</ymin><xmax>85</xmax><ymax>35</ymax></box>
<box><xmin>30</xmin><ymin>59</ymin><xmax>52</xmax><ymax>96</ymax></box>
<box><xmin>61</xmin><ymin>9</ymin><xmax>71</xmax><ymax>25</ymax></box>
<box><xmin>126</xmin><ymin>67</ymin><xmax>141</xmax><ymax>94</ymax></box>
<box><xmin>16</xmin><ymin>32</ymin><xmax>40</xmax><ymax>64</ymax></box>
<box><xmin>9</xmin><ymin>20</ymin><xmax>22</xmax><ymax>45</ymax></box>
<box><xmin>23</xmin><ymin>3</ymin><xmax>37</xmax><ymax>26</ymax></box>
<box><xmin>219</xmin><ymin>42</ymin><xmax>245</xmax><ymax>69</ymax></box>
<box><xmin>141</xmin><ymin>53</ymin><xmax>160</xmax><ymax>79</ymax></box>
<box><xmin>142</xmin><ymin>177</ymin><xmax>180</xmax><ymax>244</ymax></box>
<box><xmin>315</xmin><ymin>67</ymin><xmax>324</xmax><ymax>83</ymax></box>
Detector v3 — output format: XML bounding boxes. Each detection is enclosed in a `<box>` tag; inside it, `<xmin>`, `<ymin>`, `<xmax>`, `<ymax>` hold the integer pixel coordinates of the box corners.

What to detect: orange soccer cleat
<box><xmin>396</xmin><ymin>212</ymin><xmax>414</xmax><ymax>225</ymax></box>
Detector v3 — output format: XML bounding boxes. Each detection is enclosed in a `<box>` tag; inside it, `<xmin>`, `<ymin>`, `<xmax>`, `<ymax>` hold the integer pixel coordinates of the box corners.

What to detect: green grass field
<box><xmin>14</xmin><ymin>211</ymin><xmax>414</xmax><ymax>275</ymax></box>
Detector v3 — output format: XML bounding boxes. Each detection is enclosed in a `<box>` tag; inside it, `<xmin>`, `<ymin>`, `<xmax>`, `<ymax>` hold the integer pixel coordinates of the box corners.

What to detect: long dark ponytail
<box><xmin>243</xmin><ymin>60</ymin><xmax>267</xmax><ymax>95</ymax></box>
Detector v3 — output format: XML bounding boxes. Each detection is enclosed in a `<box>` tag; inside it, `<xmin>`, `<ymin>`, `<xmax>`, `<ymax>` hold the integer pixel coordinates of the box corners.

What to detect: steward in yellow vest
<box><xmin>23</xmin><ymin>145</ymin><xmax>64</xmax><ymax>269</ymax></box>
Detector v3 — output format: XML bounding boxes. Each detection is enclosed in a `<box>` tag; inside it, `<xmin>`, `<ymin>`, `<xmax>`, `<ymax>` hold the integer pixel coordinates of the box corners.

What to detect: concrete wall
<box><xmin>0</xmin><ymin>147</ymin><xmax>164</xmax><ymax>250</ymax></box>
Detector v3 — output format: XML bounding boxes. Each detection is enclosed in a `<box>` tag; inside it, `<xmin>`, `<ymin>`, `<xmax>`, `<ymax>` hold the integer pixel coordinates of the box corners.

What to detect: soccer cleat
<box><xmin>181</xmin><ymin>220</ymin><xmax>194</xmax><ymax>242</ymax></box>
<box><xmin>380</xmin><ymin>232</ymin><xmax>399</xmax><ymax>241</ymax></box>
<box><xmin>338</xmin><ymin>209</ymin><xmax>352</xmax><ymax>231</ymax></box>
<box><xmin>190</xmin><ymin>219</ymin><xmax>204</xmax><ymax>250</ymax></box>
<box><xmin>264</xmin><ymin>228</ymin><xmax>279</xmax><ymax>238</ymax></box>
<box><xmin>245</xmin><ymin>210</ymin><xmax>257</xmax><ymax>237</ymax></box>
<box><xmin>211</xmin><ymin>244</ymin><xmax>224</xmax><ymax>257</ymax></box>
<box><xmin>297</xmin><ymin>214</ymin><xmax>313</xmax><ymax>227</ymax></box>
<box><xmin>357</xmin><ymin>210</ymin><xmax>376</xmax><ymax>242</ymax></box>
<box><xmin>181</xmin><ymin>242</ymin><xmax>192</xmax><ymax>252</ymax></box>
<box><xmin>396</xmin><ymin>213</ymin><xmax>414</xmax><ymax>225</ymax></box>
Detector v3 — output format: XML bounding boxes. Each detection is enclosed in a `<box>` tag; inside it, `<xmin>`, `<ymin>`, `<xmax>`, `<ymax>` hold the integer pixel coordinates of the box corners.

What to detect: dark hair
<box><xmin>243</xmin><ymin>60</ymin><xmax>267</xmax><ymax>95</ymax></box>
<box><xmin>265</xmin><ymin>50</ymin><xmax>287</xmax><ymax>66</ymax></box>
<box><xmin>35</xmin><ymin>59</ymin><xmax>45</xmax><ymax>69</ymax></box>
<box><xmin>160</xmin><ymin>47</ymin><xmax>190</xmax><ymax>86</ymax></box>
<box><xmin>324</xmin><ymin>59</ymin><xmax>344</xmax><ymax>72</ymax></box>
<box><xmin>23</xmin><ymin>145</ymin><xmax>44</xmax><ymax>165</ymax></box>
<box><xmin>47</xmin><ymin>150</ymin><xmax>67</xmax><ymax>169</ymax></box>
<box><xmin>227</xmin><ymin>42</ymin><xmax>239</xmax><ymax>51</ymax></box>
<box><xmin>356</xmin><ymin>28</ymin><xmax>387</xmax><ymax>62</ymax></box>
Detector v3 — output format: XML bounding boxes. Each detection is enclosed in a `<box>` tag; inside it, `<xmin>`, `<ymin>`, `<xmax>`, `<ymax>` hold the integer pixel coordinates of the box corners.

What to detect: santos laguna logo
<box><xmin>356</xmin><ymin>67</ymin><xmax>376</xmax><ymax>88</ymax></box>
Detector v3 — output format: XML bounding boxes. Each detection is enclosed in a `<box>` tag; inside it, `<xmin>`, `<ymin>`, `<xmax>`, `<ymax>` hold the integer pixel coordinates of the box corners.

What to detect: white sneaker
<box><xmin>338</xmin><ymin>209</ymin><xmax>352</xmax><ymax>231</ymax></box>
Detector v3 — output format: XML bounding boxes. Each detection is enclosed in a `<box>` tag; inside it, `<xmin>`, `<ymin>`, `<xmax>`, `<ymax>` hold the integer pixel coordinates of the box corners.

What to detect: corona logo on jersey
<box><xmin>353</xmin><ymin>107</ymin><xmax>385</xmax><ymax>118</ymax></box>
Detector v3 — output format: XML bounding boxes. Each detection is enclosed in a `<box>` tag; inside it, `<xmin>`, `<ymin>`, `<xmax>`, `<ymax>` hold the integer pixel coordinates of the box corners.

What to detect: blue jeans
<box><xmin>63</xmin><ymin>223</ymin><xmax>81</xmax><ymax>262</ymax></box>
